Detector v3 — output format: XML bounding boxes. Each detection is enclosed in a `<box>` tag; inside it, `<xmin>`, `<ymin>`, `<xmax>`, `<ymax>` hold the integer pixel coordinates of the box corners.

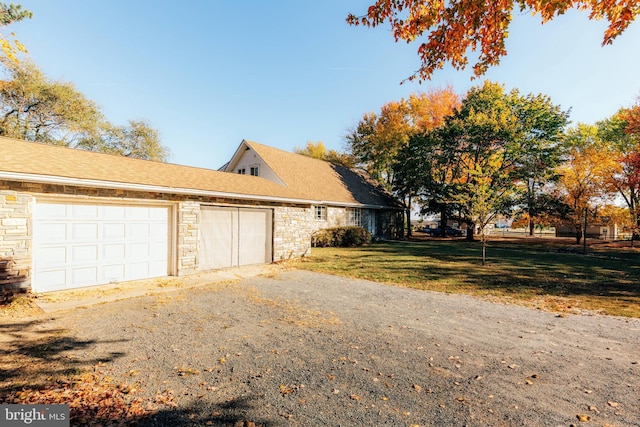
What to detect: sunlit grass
<box><xmin>296</xmin><ymin>239</ymin><xmax>640</xmax><ymax>317</ymax></box>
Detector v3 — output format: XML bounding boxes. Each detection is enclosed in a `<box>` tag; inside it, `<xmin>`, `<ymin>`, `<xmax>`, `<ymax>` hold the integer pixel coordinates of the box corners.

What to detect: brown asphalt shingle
<box><xmin>1</xmin><ymin>137</ymin><xmax>401</xmax><ymax>208</ymax></box>
<box><xmin>0</xmin><ymin>137</ymin><xmax>301</xmax><ymax>200</ymax></box>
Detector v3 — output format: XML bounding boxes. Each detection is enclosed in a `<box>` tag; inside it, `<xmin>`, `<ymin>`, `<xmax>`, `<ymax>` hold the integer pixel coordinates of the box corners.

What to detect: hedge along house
<box><xmin>0</xmin><ymin>137</ymin><xmax>403</xmax><ymax>294</ymax></box>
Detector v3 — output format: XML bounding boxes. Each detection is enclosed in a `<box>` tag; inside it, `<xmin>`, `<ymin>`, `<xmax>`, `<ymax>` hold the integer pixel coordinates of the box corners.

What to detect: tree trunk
<box><xmin>466</xmin><ymin>221</ymin><xmax>475</xmax><ymax>241</ymax></box>
<box><xmin>575</xmin><ymin>229</ymin><xmax>582</xmax><ymax>245</ymax></box>
<box><xmin>529</xmin><ymin>218</ymin><xmax>534</xmax><ymax>236</ymax></box>
<box><xmin>439</xmin><ymin>206</ymin><xmax>448</xmax><ymax>238</ymax></box>
<box><xmin>406</xmin><ymin>197</ymin><xmax>412</xmax><ymax>238</ymax></box>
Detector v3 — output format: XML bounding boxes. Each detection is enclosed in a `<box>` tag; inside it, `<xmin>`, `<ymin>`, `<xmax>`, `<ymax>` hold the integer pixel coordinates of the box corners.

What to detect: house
<box><xmin>555</xmin><ymin>224</ymin><xmax>618</xmax><ymax>240</ymax></box>
<box><xmin>0</xmin><ymin>137</ymin><xmax>403</xmax><ymax>293</ymax></box>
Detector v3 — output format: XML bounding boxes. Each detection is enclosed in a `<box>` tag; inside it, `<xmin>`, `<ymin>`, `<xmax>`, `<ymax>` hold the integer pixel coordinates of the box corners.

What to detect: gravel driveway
<box><xmin>35</xmin><ymin>269</ymin><xmax>640</xmax><ymax>426</ymax></box>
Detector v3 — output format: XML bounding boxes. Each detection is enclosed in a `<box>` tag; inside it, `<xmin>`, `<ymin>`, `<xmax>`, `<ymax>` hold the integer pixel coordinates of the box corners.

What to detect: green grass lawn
<box><xmin>296</xmin><ymin>237</ymin><xmax>640</xmax><ymax>318</ymax></box>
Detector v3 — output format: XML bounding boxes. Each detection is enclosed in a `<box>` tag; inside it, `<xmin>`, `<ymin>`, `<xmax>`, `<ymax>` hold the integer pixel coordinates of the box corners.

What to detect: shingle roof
<box><xmin>242</xmin><ymin>140</ymin><xmax>402</xmax><ymax>208</ymax></box>
<box><xmin>0</xmin><ymin>137</ymin><xmax>301</xmax><ymax>201</ymax></box>
<box><xmin>0</xmin><ymin>136</ymin><xmax>402</xmax><ymax>208</ymax></box>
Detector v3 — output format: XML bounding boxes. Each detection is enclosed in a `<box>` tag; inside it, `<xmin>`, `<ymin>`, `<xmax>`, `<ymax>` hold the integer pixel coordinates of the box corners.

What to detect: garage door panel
<box><xmin>72</xmin><ymin>223</ymin><xmax>99</xmax><ymax>240</ymax></box>
<box><xmin>103</xmin><ymin>205</ymin><xmax>126</xmax><ymax>219</ymax></box>
<box><xmin>150</xmin><ymin>223</ymin><xmax>167</xmax><ymax>237</ymax></box>
<box><xmin>71</xmin><ymin>245</ymin><xmax>98</xmax><ymax>262</ymax></box>
<box><xmin>37</xmin><ymin>270</ymin><xmax>66</xmax><ymax>291</ymax></box>
<box><xmin>103</xmin><ymin>223</ymin><xmax>126</xmax><ymax>239</ymax></box>
<box><xmin>200</xmin><ymin>207</ymin><xmax>271</xmax><ymax>271</ymax></box>
<box><xmin>73</xmin><ymin>204</ymin><xmax>99</xmax><ymax>219</ymax></box>
<box><xmin>39</xmin><ymin>223</ymin><xmax>67</xmax><ymax>242</ymax></box>
<box><xmin>238</xmin><ymin>210</ymin><xmax>269</xmax><ymax>266</ymax></box>
<box><xmin>129</xmin><ymin>262</ymin><xmax>151</xmax><ymax>279</ymax></box>
<box><xmin>103</xmin><ymin>243</ymin><xmax>125</xmax><ymax>259</ymax></box>
<box><xmin>148</xmin><ymin>260</ymin><xmax>167</xmax><ymax>276</ymax></box>
<box><xmin>150</xmin><ymin>243</ymin><xmax>168</xmax><ymax>259</ymax></box>
<box><xmin>129</xmin><ymin>242</ymin><xmax>151</xmax><ymax>261</ymax></box>
<box><xmin>37</xmin><ymin>247</ymin><xmax>67</xmax><ymax>267</ymax></box>
<box><xmin>103</xmin><ymin>264</ymin><xmax>125</xmax><ymax>281</ymax></box>
<box><xmin>38</xmin><ymin>203</ymin><xmax>67</xmax><ymax>218</ymax></box>
<box><xmin>72</xmin><ymin>266</ymin><xmax>99</xmax><ymax>285</ymax></box>
<box><xmin>34</xmin><ymin>202</ymin><xmax>170</xmax><ymax>292</ymax></box>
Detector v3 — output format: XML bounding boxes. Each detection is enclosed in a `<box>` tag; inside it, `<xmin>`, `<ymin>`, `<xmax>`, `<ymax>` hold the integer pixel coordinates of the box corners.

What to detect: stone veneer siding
<box><xmin>0</xmin><ymin>180</ymin><xmax>401</xmax><ymax>293</ymax></box>
<box><xmin>0</xmin><ymin>189</ymin><xmax>31</xmax><ymax>294</ymax></box>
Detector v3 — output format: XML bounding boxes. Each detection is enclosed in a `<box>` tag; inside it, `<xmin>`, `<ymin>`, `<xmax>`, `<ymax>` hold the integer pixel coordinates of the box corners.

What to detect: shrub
<box><xmin>312</xmin><ymin>226</ymin><xmax>372</xmax><ymax>247</ymax></box>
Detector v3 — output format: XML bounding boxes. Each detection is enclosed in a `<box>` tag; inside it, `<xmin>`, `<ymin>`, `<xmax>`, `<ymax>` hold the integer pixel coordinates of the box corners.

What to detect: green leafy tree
<box><xmin>511</xmin><ymin>93</ymin><xmax>570</xmax><ymax>235</ymax></box>
<box><xmin>0</xmin><ymin>60</ymin><xmax>169</xmax><ymax>161</ymax></box>
<box><xmin>0</xmin><ymin>60</ymin><xmax>102</xmax><ymax>145</ymax></box>
<box><xmin>348</xmin><ymin>88</ymin><xmax>460</xmax><ymax>235</ymax></box>
<box><xmin>84</xmin><ymin>120</ymin><xmax>170</xmax><ymax>162</ymax></box>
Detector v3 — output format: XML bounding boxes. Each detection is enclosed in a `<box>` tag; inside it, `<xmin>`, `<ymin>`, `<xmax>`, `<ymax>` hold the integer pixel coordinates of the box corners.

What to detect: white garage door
<box><xmin>199</xmin><ymin>207</ymin><xmax>272</xmax><ymax>270</ymax></box>
<box><xmin>33</xmin><ymin>202</ymin><xmax>170</xmax><ymax>292</ymax></box>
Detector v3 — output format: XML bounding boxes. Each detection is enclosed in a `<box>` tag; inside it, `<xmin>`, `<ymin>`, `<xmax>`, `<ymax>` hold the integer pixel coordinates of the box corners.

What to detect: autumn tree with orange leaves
<box><xmin>556</xmin><ymin>124</ymin><xmax>620</xmax><ymax>244</ymax></box>
<box><xmin>347</xmin><ymin>0</ymin><xmax>640</xmax><ymax>80</ymax></box>
<box><xmin>599</xmin><ymin>99</ymin><xmax>640</xmax><ymax>242</ymax></box>
<box><xmin>345</xmin><ymin>87</ymin><xmax>460</xmax><ymax>235</ymax></box>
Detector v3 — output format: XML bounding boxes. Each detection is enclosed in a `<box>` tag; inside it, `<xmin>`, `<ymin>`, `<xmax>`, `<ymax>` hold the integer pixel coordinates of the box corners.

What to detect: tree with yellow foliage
<box><xmin>556</xmin><ymin>124</ymin><xmax>620</xmax><ymax>244</ymax></box>
<box><xmin>0</xmin><ymin>3</ymin><xmax>31</xmax><ymax>63</ymax></box>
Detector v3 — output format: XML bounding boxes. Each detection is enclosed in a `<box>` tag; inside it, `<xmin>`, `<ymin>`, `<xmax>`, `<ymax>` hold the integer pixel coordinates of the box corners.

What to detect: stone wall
<box><xmin>273</xmin><ymin>206</ymin><xmax>314</xmax><ymax>260</ymax></box>
<box><xmin>0</xmin><ymin>179</ymin><xmax>401</xmax><ymax>293</ymax></box>
<box><xmin>177</xmin><ymin>201</ymin><xmax>199</xmax><ymax>276</ymax></box>
<box><xmin>0</xmin><ymin>190</ymin><xmax>31</xmax><ymax>295</ymax></box>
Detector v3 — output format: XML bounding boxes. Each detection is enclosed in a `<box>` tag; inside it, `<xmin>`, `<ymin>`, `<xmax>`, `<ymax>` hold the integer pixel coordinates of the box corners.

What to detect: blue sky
<box><xmin>10</xmin><ymin>1</ymin><xmax>640</xmax><ymax>169</ymax></box>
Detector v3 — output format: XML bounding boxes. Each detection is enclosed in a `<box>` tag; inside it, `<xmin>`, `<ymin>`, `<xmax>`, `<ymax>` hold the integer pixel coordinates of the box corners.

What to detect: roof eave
<box><xmin>0</xmin><ymin>171</ymin><xmax>313</xmax><ymax>205</ymax></box>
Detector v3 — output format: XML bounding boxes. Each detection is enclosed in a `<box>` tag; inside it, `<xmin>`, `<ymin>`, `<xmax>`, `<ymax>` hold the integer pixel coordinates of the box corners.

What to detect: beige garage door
<box><xmin>199</xmin><ymin>207</ymin><xmax>272</xmax><ymax>270</ymax></box>
<box><xmin>33</xmin><ymin>202</ymin><xmax>170</xmax><ymax>292</ymax></box>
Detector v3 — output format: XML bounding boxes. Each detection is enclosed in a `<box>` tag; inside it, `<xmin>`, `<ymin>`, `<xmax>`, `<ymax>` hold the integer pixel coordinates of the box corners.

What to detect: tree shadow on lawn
<box><xmin>360</xmin><ymin>241</ymin><xmax>640</xmax><ymax>300</ymax></box>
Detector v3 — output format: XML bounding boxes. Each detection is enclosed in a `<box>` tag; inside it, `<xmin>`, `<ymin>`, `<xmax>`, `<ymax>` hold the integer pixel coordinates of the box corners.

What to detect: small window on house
<box><xmin>238</xmin><ymin>168</ymin><xmax>246</xmax><ymax>174</ymax></box>
<box><xmin>315</xmin><ymin>205</ymin><xmax>327</xmax><ymax>221</ymax></box>
<box><xmin>346</xmin><ymin>208</ymin><xmax>361</xmax><ymax>226</ymax></box>
<box><xmin>250</xmin><ymin>166</ymin><xmax>259</xmax><ymax>176</ymax></box>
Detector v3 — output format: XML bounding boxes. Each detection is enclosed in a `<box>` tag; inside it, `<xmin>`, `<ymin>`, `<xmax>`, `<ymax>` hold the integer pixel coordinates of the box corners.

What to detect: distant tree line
<box><xmin>335</xmin><ymin>82</ymin><xmax>639</xmax><ymax>247</ymax></box>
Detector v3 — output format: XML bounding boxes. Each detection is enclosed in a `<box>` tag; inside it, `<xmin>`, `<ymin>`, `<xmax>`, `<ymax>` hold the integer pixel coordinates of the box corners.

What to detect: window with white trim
<box><xmin>314</xmin><ymin>205</ymin><xmax>327</xmax><ymax>221</ymax></box>
<box><xmin>346</xmin><ymin>208</ymin><xmax>361</xmax><ymax>226</ymax></box>
<box><xmin>238</xmin><ymin>168</ymin><xmax>246</xmax><ymax>174</ymax></box>
<box><xmin>250</xmin><ymin>166</ymin><xmax>259</xmax><ymax>176</ymax></box>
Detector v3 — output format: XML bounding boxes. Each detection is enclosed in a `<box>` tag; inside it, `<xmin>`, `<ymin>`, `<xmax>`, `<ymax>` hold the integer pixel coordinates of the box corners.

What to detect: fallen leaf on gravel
<box><xmin>350</xmin><ymin>394</ymin><xmax>361</xmax><ymax>401</ymax></box>
<box><xmin>531</xmin><ymin>374</ymin><xmax>539</xmax><ymax>378</ymax></box>
<box><xmin>175</xmin><ymin>367</ymin><xmax>200</xmax><ymax>376</ymax></box>
<box><xmin>413</xmin><ymin>384</ymin><xmax>422</xmax><ymax>393</ymax></box>
<box><xmin>588</xmin><ymin>406</ymin><xmax>598</xmax><ymax>412</ymax></box>
<box><xmin>279</xmin><ymin>384</ymin><xmax>295</xmax><ymax>395</ymax></box>
<box><xmin>525</xmin><ymin>379</ymin><xmax>534</xmax><ymax>385</ymax></box>
<box><xmin>584</xmin><ymin>389</ymin><xmax>593</xmax><ymax>394</ymax></box>
<box><xmin>381</xmin><ymin>396</ymin><xmax>389</xmax><ymax>401</ymax></box>
<box><xmin>332</xmin><ymin>389</ymin><xmax>340</xmax><ymax>394</ymax></box>
<box><xmin>508</xmin><ymin>364</ymin><xmax>519</xmax><ymax>369</ymax></box>
<box><xmin>577</xmin><ymin>414</ymin><xmax>591</xmax><ymax>422</ymax></box>
<box><xmin>456</xmin><ymin>397</ymin><xmax>465</xmax><ymax>402</ymax></box>
<box><xmin>607</xmin><ymin>401</ymin><xmax>619</xmax><ymax>407</ymax></box>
